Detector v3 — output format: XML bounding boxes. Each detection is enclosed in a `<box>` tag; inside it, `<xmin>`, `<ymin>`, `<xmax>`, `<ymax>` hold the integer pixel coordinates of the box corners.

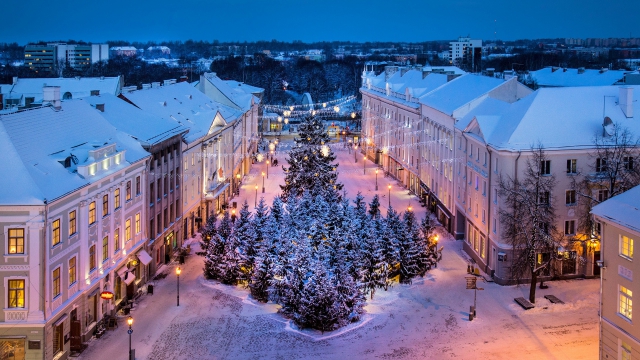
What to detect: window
<box><xmin>482</xmin><ymin>209</ymin><xmax>486</xmax><ymax>223</ymax></box>
<box><xmin>52</xmin><ymin>219</ymin><xmax>60</xmax><ymax>246</ymax></box>
<box><xmin>102</xmin><ymin>236</ymin><xmax>109</xmax><ymax>262</ymax></box>
<box><xmin>114</xmin><ymin>229</ymin><xmax>120</xmax><ymax>252</ymax></box>
<box><xmin>69</xmin><ymin>210</ymin><xmax>77</xmax><ymax>236</ymax></box>
<box><xmin>176</xmin><ymin>167</ymin><xmax>180</xmax><ymax>188</ymax></box>
<box><xmin>598</xmin><ymin>189</ymin><xmax>609</xmax><ymax>202</ymax></box>
<box><xmin>493</xmin><ymin>218</ymin><xmax>497</xmax><ymax>233</ymax></box>
<box><xmin>564</xmin><ymin>220</ymin><xmax>576</xmax><ymax>235</ymax></box>
<box><xmin>8</xmin><ymin>279</ymin><xmax>25</xmax><ymax>308</ymax></box>
<box><xmin>89</xmin><ymin>201</ymin><xmax>96</xmax><ymax>225</ymax></box>
<box><xmin>125</xmin><ymin>219</ymin><xmax>131</xmax><ymax>242</ymax></box>
<box><xmin>566</xmin><ymin>159</ymin><xmax>577</xmax><ymax>174</ymax></box>
<box><xmin>88</xmin><ymin>244</ymin><xmax>96</xmax><ymax>271</ymax></box>
<box><xmin>52</xmin><ymin>268</ymin><xmax>60</xmax><ymax>298</ymax></box>
<box><xmin>538</xmin><ymin>191</ymin><xmax>550</xmax><ymax>205</ymax></box>
<box><xmin>8</xmin><ymin>228</ymin><xmax>24</xmax><ymax>254</ymax></box>
<box><xmin>596</xmin><ymin>158</ymin><xmax>607</xmax><ymax>173</ymax></box>
<box><xmin>157</xmin><ymin>179</ymin><xmax>161</xmax><ymax>201</ymax></box>
<box><xmin>150</xmin><ymin>219</ymin><xmax>155</xmax><ymax>240</ymax></box>
<box><xmin>493</xmin><ymin>188</ymin><xmax>498</xmax><ymax>204</ymax></box>
<box><xmin>619</xmin><ymin>285</ymin><xmax>633</xmax><ymax>320</ymax></box>
<box><xmin>102</xmin><ymin>194</ymin><xmax>109</xmax><ymax>216</ymax></box>
<box><xmin>494</xmin><ymin>159</ymin><xmax>498</xmax><ymax>173</ymax></box>
<box><xmin>135</xmin><ymin>213</ymin><xmax>141</xmax><ymax>234</ymax></box>
<box><xmin>483</xmin><ymin>181</ymin><xmax>487</xmax><ymax>195</ymax></box>
<box><xmin>565</xmin><ymin>190</ymin><xmax>576</xmax><ymax>205</ymax></box>
<box><xmin>69</xmin><ymin>257</ymin><xmax>76</xmax><ymax>285</ymax></box>
<box><xmin>114</xmin><ymin>189</ymin><xmax>120</xmax><ymax>209</ymax></box>
<box><xmin>136</xmin><ymin>176</ymin><xmax>141</xmax><ymax>195</ymax></box>
<box><xmin>621</xmin><ymin>341</ymin><xmax>632</xmax><ymax>360</ymax></box>
<box><xmin>53</xmin><ymin>323</ymin><xmax>63</xmax><ymax>355</ymax></box>
<box><xmin>157</xmin><ymin>214</ymin><xmax>162</xmax><ymax>234</ymax></box>
<box><xmin>164</xmin><ymin>176</ymin><xmax>168</xmax><ymax>196</ymax></box>
<box><xmin>621</xmin><ymin>235</ymin><xmax>634</xmax><ymax>259</ymax></box>
<box><xmin>126</xmin><ymin>181</ymin><xmax>132</xmax><ymax>201</ymax></box>
<box><xmin>170</xmin><ymin>171</ymin><xmax>174</xmax><ymax>191</ymax></box>
<box><xmin>540</xmin><ymin>160</ymin><xmax>551</xmax><ymax>175</ymax></box>
<box><xmin>0</xmin><ymin>339</ymin><xmax>25</xmax><ymax>360</ymax></box>
<box><xmin>150</xmin><ymin>183</ymin><xmax>155</xmax><ymax>205</ymax></box>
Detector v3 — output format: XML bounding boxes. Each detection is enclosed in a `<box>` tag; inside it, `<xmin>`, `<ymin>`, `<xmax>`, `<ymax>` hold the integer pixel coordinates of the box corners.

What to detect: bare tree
<box><xmin>573</xmin><ymin>126</ymin><xmax>640</xmax><ymax>237</ymax></box>
<box><xmin>499</xmin><ymin>145</ymin><xmax>563</xmax><ymax>303</ymax></box>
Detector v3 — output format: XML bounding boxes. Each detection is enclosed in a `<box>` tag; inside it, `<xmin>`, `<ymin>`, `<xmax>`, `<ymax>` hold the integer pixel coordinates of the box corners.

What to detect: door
<box><xmin>70</xmin><ymin>308</ymin><xmax>81</xmax><ymax>351</ymax></box>
<box><xmin>594</xmin><ymin>251</ymin><xmax>601</xmax><ymax>276</ymax></box>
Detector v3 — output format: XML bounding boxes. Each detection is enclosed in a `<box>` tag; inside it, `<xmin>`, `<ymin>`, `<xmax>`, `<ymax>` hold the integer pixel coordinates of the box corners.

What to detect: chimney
<box><xmin>43</xmin><ymin>86</ymin><xmax>61</xmax><ymax>110</ymax></box>
<box><xmin>95</xmin><ymin>103</ymin><xmax>105</xmax><ymax>112</ymax></box>
<box><xmin>620</xmin><ymin>86</ymin><xmax>634</xmax><ymax>118</ymax></box>
<box><xmin>151</xmin><ymin>82</ymin><xmax>161</xmax><ymax>88</ymax></box>
<box><xmin>142</xmin><ymin>84</ymin><xmax>151</xmax><ymax>90</ymax></box>
<box><xmin>12</xmin><ymin>76</ymin><xmax>18</xmax><ymax>85</ymax></box>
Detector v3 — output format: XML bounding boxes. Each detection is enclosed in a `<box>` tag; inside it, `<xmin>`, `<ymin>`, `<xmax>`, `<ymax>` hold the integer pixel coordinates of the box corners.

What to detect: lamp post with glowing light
<box><xmin>176</xmin><ymin>267</ymin><xmax>181</xmax><ymax>306</ymax></box>
<box><xmin>255</xmin><ymin>185</ymin><xmax>258</xmax><ymax>207</ymax></box>
<box><xmin>354</xmin><ymin>144</ymin><xmax>358</xmax><ymax>162</ymax></box>
<box><xmin>127</xmin><ymin>316</ymin><xmax>133</xmax><ymax>360</ymax></box>
<box><xmin>363</xmin><ymin>156</ymin><xmax>366</xmax><ymax>175</ymax></box>
<box><xmin>375</xmin><ymin>169</ymin><xmax>379</xmax><ymax>191</ymax></box>
<box><xmin>388</xmin><ymin>184</ymin><xmax>391</xmax><ymax>208</ymax></box>
<box><xmin>235</xmin><ymin>173</ymin><xmax>241</xmax><ymax>195</ymax></box>
<box><xmin>262</xmin><ymin>172</ymin><xmax>265</xmax><ymax>193</ymax></box>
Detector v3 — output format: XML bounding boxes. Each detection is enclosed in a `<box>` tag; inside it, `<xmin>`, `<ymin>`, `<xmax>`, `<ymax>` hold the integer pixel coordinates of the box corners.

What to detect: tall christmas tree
<box><xmin>281</xmin><ymin>116</ymin><xmax>343</xmax><ymax>201</ymax></box>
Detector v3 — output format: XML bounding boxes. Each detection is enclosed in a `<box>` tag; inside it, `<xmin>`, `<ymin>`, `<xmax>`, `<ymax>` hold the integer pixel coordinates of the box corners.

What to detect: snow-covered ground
<box><xmin>78</xmin><ymin>139</ymin><xmax>599</xmax><ymax>360</ymax></box>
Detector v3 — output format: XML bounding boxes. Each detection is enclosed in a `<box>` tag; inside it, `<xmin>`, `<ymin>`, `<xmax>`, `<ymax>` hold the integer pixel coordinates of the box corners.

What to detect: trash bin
<box><xmin>147</xmin><ymin>284</ymin><xmax>154</xmax><ymax>295</ymax></box>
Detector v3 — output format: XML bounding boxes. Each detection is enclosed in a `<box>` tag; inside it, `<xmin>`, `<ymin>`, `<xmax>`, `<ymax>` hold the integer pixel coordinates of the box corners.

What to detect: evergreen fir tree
<box><xmin>417</xmin><ymin>216</ymin><xmax>439</xmax><ymax>274</ymax></box>
<box><xmin>359</xmin><ymin>221</ymin><xmax>385</xmax><ymax>299</ymax></box>
<box><xmin>203</xmin><ymin>233</ymin><xmax>225</xmax><ymax>280</ymax></box>
<box><xmin>198</xmin><ymin>215</ymin><xmax>218</xmax><ymax>256</ymax></box>
<box><xmin>217</xmin><ymin>210</ymin><xmax>233</xmax><ymax>242</ymax></box>
<box><xmin>368</xmin><ymin>194</ymin><xmax>381</xmax><ymax>219</ymax></box>
<box><xmin>377</xmin><ymin>206</ymin><xmax>401</xmax><ymax>290</ymax></box>
<box><xmin>398</xmin><ymin>210</ymin><xmax>421</xmax><ymax>283</ymax></box>
<box><xmin>281</xmin><ymin>116</ymin><xmax>343</xmax><ymax>201</ymax></box>
<box><xmin>234</xmin><ymin>201</ymin><xmax>256</xmax><ymax>281</ymax></box>
<box><xmin>295</xmin><ymin>254</ymin><xmax>339</xmax><ymax>332</ymax></box>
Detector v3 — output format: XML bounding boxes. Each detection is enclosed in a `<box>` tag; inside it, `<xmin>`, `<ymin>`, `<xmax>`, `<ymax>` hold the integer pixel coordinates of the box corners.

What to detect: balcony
<box><xmin>4</xmin><ymin>309</ymin><xmax>28</xmax><ymax>322</ymax></box>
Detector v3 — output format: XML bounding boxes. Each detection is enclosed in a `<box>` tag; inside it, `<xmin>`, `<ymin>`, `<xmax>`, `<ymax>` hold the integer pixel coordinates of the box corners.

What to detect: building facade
<box><xmin>24</xmin><ymin>43</ymin><xmax>109</xmax><ymax>71</ymax></box>
<box><xmin>0</xmin><ymin>89</ymin><xmax>150</xmax><ymax>360</ymax></box>
<box><xmin>449</xmin><ymin>37</ymin><xmax>482</xmax><ymax>72</ymax></box>
<box><xmin>592</xmin><ymin>185</ymin><xmax>640</xmax><ymax>360</ymax></box>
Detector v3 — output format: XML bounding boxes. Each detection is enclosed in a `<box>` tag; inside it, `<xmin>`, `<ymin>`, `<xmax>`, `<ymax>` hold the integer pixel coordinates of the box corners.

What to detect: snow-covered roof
<box><xmin>592</xmin><ymin>185</ymin><xmax>640</xmax><ymax>235</ymax></box>
<box><xmin>377</xmin><ymin>70</ymin><xmax>450</xmax><ymax>98</ymax></box>
<box><xmin>423</xmin><ymin>66</ymin><xmax>466</xmax><ymax>75</ymax></box>
<box><xmin>3</xmin><ymin>76</ymin><xmax>122</xmax><ymax>104</ymax></box>
<box><xmin>0</xmin><ymin>100</ymin><xmax>149</xmax><ymax>205</ymax></box>
<box><xmin>476</xmin><ymin>86</ymin><xmax>640</xmax><ymax>151</ymax></box>
<box><xmin>200</xmin><ymin>73</ymin><xmax>263</xmax><ymax>112</ymax></box>
<box><xmin>110</xmin><ymin>46</ymin><xmax>137</xmax><ymax>51</ymax></box>
<box><xmin>419</xmin><ymin>74</ymin><xmax>507</xmax><ymax>115</ymax></box>
<box><xmin>528</xmin><ymin>67</ymin><xmax>630</xmax><ymax>87</ymax></box>
<box><xmin>121</xmin><ymin>81</ymin><xmax>244</xmax><ymax>144</ymax></box>
<box><xmin>457</xmin><ymin>97</ymin><xmax>512</xmax><ymax>131</ymax></box>
<box><xmin>81</xmin><ymin>93</ymin><xmax>187</xmax><ymax>146</ymax></box>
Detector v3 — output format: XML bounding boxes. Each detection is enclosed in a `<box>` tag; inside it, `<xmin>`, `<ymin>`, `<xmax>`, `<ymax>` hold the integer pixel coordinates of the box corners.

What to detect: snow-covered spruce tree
<box><xmin>249</xmin><ymin>248</ymin><xmax>273</xmax><ymax>302</ymax></box>
<box><xmin>203</xmin><ymin>232</ymin><xmax>225</xmax><ymax>280</ymax></box>
<box><xmin>216</xmin><ymin>211</ymin><xmax>242</xmax><ymax>285</ymax></box>
<box><xmin>295</xmin><ymin>250</ymin><xmax>340</xmax><ymax>332</ymax></box>
<box><xmin>359</xmin><ymin>220</ymin><xmax>385</xmax><ymax>299</ymax></box>
<box><xmin>368</xmin><ymin>194</ymin><xmax>381</xmax><ymax>219</ymax></box>
<box><xmin>398</xmin><ymin>210</ymin><xmax>422</xmax><ymax>283</ymax></box>
<box><xmin>197</xmin><ymin>215</ymin><xmax>218</xmax><ymax>256</ymax></box>
<box><xmin>281</xmin><ymin>115</ymin><xmax>343</xmax><ymax>200</ymax></box>
<box><xmin>234</xmin><ymin>201</ymin><xmax>256</xmax><ymax>282</ymax></box>
<box><xmin>417</xmin><ymin>216</ymin><xmax>439</xmax><ymax>275</ymax></box>
<box><xmin>379</xmin><ymin>206</ymin><xmax>402</xmax><ymax>289</ymax></box>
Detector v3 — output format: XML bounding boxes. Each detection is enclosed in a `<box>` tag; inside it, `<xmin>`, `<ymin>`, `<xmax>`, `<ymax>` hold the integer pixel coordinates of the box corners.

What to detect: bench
<box><xmin>544</xmin><ymin>295</ymin><xmax>565</xmax><ymax>304</ymax></box>
<box><xmin>514</xmin><ymin>297</ymin><xmax>535</xmax><ymax>310</ymax></box>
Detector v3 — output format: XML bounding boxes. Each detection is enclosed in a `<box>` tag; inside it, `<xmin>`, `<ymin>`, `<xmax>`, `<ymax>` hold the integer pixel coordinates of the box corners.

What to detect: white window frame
<box><xmin>619</xmin><ymin>285</ymin><xmax>633</xmax><ymax>321</ymax></box>
<box><xmin>620</xmin><ymin>235</ymin><xmax>634</xmax><ymax>260</ymax></box>
<box><xmin>4</xmin><ymin>276</ymin><xmax>28</xmax><ymax>310</ymax></box>
<box><xmin>3</xmin><ymin>225</ymin><xmax>27</xmax><ymax>257</ymax></box>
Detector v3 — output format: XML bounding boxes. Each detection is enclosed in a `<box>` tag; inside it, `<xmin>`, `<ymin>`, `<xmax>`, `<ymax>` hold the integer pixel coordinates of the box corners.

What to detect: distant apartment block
<box><xmin>110</xmin><ymin>46</ymin><xmax>138</xmax><ymax>57</ymax></box>
<box><xmin>449</xmin><ymin>37</ymin><xmax>482</xmax><ymax>72</ymax></box>
<box><xmin>24</xmin><ymin>43</ymin><xmax>109</xmax><ymax>71</ymax></box>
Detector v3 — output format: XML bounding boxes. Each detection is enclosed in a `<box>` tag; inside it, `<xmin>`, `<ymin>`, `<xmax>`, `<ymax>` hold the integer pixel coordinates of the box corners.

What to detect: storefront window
<box><xmin>0</xmin><ymin>339</ymin><xmax>25</xmax><ymax>360</ymax></box>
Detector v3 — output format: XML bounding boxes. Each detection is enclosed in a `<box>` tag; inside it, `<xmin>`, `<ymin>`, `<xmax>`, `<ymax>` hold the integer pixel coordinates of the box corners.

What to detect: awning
<box><xmin>54</xmin><ymin>314</ymin><xmax>68</xmax><ymax>326</ymax></box>
<box><xmin>137</xmin><ymin>250</ymin><xmax>152</xmax><ymax>266</ymax></box>
<box><xmin>205</xmin><ymin>183</ymin><xmax>229</xmax><ymax>200</ymax></box>
<box><xmin>123</xmin><ymin>272</ymin><xmax>136</xmax><ymax>286</ymax></box>
<box><xmin>437</xmin><ymin>205</ymin><xmax>451</xmax><ymax>219</ymax></box>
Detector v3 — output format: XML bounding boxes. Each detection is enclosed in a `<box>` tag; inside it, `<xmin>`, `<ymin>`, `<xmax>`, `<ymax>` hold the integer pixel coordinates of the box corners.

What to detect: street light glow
<box><xmin>176</xmin><ymin>267</ymin><xmax>181</xmax><ymax>276</ymax></box>
<box><xmin>127</xmin><ymin>316</ymin><xmax>133</xmax><ymax>327</ymax></box>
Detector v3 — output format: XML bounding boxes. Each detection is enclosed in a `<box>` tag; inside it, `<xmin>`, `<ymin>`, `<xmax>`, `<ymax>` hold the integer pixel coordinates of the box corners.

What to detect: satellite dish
<box><xmin>603</xmin><ymin>116</ymin><xmax>615</xmax><ymax>137</ymax></box>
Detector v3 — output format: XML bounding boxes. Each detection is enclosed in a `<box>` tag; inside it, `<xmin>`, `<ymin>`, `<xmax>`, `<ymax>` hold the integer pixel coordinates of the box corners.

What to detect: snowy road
<box><xmin>79</xmin><ymin>140</ymin><xmax>598</xmax><ymax>360</ymax></box>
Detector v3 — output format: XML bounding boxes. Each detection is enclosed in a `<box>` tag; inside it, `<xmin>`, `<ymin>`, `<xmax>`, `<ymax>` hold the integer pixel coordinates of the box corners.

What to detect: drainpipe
<box><xmin>486</xmin><ymin>146</ymin><xmax>493</xmax><ymax>274</ymax></box>
<box><xmin>43</xmin><ymin>198</ymin><xmax>49</xmax><ymax>356</ymax></box>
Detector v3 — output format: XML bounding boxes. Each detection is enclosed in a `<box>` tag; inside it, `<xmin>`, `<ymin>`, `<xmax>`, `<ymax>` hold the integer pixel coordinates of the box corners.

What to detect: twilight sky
<box><xmin>4</xmin><ymin>0</ymin><xmax>640</xmax><ymax>44</ymax></box>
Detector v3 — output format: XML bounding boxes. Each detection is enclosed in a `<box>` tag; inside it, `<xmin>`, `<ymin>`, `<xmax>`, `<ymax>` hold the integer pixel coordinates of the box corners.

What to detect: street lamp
<box><xmin>354</xmin><ymin>144</ymin><xmax>358</xmax><ymax>162</ymax></box>
<box><xmin>262</xmin><ymin>172</ymin><xmax>265</xmax><ymax>193</ymax></box>
<box><xmin>235</xmin><ymin>173</ymin><xmax>241</xmax><ymax>194</ymax></box>
<box><xmin>363</xmin><ymin>156</ymin><xmax>366</xmax><ymax>175</ymax></box>
<box><xmin>266</xmin><ymin>160</ymin><xmax>269</xmax><ymax>179</ymax></box>
<box><xmin>127</xmin><ymin>316</ymin><xmax>133</xmax><ymax>360</ymax></box>
<box><xmin>176</xmin><ymin>267</ymin><xmax>181</xmax><ymax>306</ymax></box>
<box><xmin>255</xmin><ymin>185</ymin><xmax>258</xmax><ymax>207</ymax></box>
<box><xmin>375</xmin><ymin>169</ymin><xmax>379</xmax><ymax>191</ymax></box>
<box><xmin>231</xmin><ymin>209</ymin><xmax>236</xmax><ymax>222</ymax></box>
<box><xmin>388</xmin><ymin>184</ymin><xmax>391</xmax><ymax>208</ymax></box>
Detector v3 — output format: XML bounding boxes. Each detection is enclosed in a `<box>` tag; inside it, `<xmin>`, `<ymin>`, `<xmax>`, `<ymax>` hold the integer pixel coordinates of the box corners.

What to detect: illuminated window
<box><xmin>135</xmin><ymin>213</ymin><xmax>141</xmax><ymax>234</ymax></box>
<box><xmin>69</xmin><ymin>257</ymin><xmax>76</xmax><ymax>285</ymax></box>
<box><xmin>89</xmin><ymin>201</ymin><xmax>96</xmax><ymax>224</ymax></box>
<box><xmin>619</xmin><ymin>285</ymin><xmax>632</xmax><ymax>320</ymax></box>
<box><xmin>126</xmin><ymin>181</ymin><xmax>132</xmax><ymax>201</ymax></box>
<box><xmin>114</xmin><ymin>229</ymin><xmax>120</xmax><ymax>252</ymax></box>
<box><xmin>102</xmin><ymin>194</ymin><xmax>109</xmax><ymax>216</ymax></box>
<box><xmin>89</xmin><ymin>245</ymin><xmax>96</xmax><ymax>271</ymax></box>
<box><xmin>621</xmin><ymin>235</ymin><xmax>634</xmax><ymax>260</ymax></box>
<box><xmin>621</xmin><ymin>341</ymin><xmax>631</xmax><ymax>360</ymax></box>
<box><xmin>114</xmin><ymin>189</ymin><xmax>120</xmax><ymax>209</ymax></box>
<box><xmin>102</xmin><ymin>236</ymin><xmax>109</xmax><ymax>262</ymax></box>
<box><xmin>52</xmin><ymin>268</ymin><xmax>60</xmax><ymax>298</ymax></box>
<box><xmin>52</xmin><ymin>219</ymin><xmax>60</xmax><ymax>246</ymax></box>
<box><xmin>8</xmin><ymin>280</ymin><xmax>25</xmax><ymax>308</ymax></box>
<box><xmin>125</xmin><ymin>219</ymin><xmax>131</xmax><ymax>242</ymax></box>
<box><xmin>8</xmin><ymin>228</ymin><xmax>24</xmax><ymax>254</ymax></box>
<box><xmin>69</xmin><ymin>210</ymin><xmax>76</xmax><ymax>235</ymax></box>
